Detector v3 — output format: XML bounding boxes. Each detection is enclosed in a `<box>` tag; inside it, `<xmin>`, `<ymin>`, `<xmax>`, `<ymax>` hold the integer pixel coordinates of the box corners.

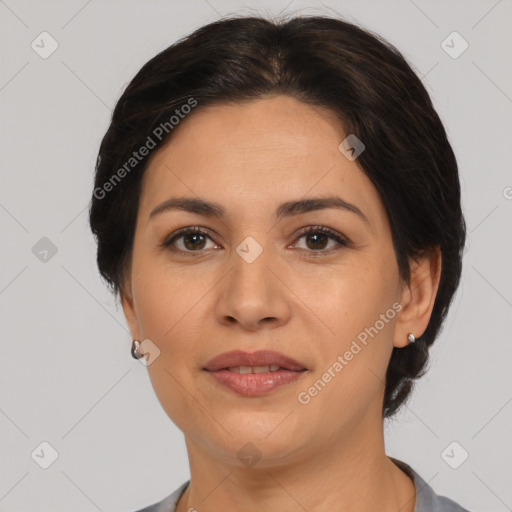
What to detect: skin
<box><xmin>121</xmin><ymin>95</ymin><xmax>442</xmax><ymax>512</ymax></box>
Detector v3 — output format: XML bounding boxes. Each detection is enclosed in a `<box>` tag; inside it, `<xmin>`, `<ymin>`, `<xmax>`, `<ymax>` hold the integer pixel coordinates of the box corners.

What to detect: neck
<box><xmin>175</xmin><ymin>405</ymin><xmax>416</xmax><ymax>512</ymax></box>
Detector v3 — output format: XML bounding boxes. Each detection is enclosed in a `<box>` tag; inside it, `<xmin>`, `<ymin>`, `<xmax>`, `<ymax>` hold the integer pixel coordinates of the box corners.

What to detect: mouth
<box><xmin>203</xmin><ymin>349</ymin><xmax>307</xmax><ymax>372</ymax></box>
<box><xmin>203</xmin><ymin>350</ymin><xmax>308</xmax><ymax>396</ymax></box>
<box><xmin>217</xmin><ymin>365</ymin><xmax>302</xmax><ymax>373</ymax></box>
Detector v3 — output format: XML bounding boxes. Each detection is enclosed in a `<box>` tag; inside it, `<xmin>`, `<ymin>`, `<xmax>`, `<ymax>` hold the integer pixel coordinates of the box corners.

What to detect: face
<box><xmin>121</xmin><ymin>95</ymin><xmax>423</xmax><ymax>466</ymax></box>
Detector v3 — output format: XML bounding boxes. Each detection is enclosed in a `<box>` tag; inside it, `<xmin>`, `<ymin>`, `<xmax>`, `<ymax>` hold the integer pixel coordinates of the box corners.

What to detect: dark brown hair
<box><xmin>89</xmin><ymin>14</ymin><xmax>466</xmax><ymax>418</ymax></box>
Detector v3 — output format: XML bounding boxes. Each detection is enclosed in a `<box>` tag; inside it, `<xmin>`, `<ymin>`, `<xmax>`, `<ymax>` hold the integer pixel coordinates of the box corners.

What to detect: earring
<box><xmin>131</xmin><ymin>339</ymin><xmax>143</xmax><ymax>359</ymax></box>
<box><xmin>407</xmin><ymin>333</ymin><xmax>416</xmax><ymax>344</ymax></box>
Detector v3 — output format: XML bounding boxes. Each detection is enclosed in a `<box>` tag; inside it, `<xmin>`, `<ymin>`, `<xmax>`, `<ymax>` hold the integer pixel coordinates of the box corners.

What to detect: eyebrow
<box><xmin>149</xmin><ymin>196</ymin><xmax>369</xmax><ymax>225</ymax></box>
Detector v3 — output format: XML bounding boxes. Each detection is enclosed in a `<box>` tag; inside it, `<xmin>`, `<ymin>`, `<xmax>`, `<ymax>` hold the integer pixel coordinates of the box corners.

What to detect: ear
<box><xmin>394</xmin><ymin>246</ymin><xmax>442</xmax><ymax>348</ymax></box>
<box><xmin>120</xmin><ymin>277</ymin><xmax>142</xmax><ymax>342</ymax></box>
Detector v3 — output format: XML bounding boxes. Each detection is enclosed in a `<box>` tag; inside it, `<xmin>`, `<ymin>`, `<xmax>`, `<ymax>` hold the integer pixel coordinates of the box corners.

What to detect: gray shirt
<box><xmin>134</xmin><ymin>457</ymin><xmax>471</xmax><ymax>511</ymax></box>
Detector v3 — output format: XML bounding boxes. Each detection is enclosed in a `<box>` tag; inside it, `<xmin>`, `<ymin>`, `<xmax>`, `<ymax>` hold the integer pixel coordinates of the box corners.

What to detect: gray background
<box><xmin>1</xmin><ymin>0</ymin><xmax>511</xmax><ymax>511</ymax></box>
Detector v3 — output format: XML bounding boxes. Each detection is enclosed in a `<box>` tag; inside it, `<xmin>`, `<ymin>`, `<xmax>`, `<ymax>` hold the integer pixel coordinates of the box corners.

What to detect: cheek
<box><xmin>299</xmin><ymin>262</ymin><xmax>396</xmax><ymax>403</ymax></box>
<box><xmin>134</xmin><ymin>270</ymin><xmax>207</xmax><ymax>431</ymax></box>
<box><xmin>131</xmin><ymin>261</ymin><xmax>211</xmax><ymax>379</ymax></box>
<box><xmin>131</xmin><ymin>253</ymin><xmax>207</xmax><ymax>340</ymax></box>
<box><xmin>302</xmin><ymin>260</ymin><xmax>392</xmax><ymax>341</ymax></box>
<box><xmin>296</xmin><ymin>306</ymin><xmax>395</xmax><ymax>436</ymax></box>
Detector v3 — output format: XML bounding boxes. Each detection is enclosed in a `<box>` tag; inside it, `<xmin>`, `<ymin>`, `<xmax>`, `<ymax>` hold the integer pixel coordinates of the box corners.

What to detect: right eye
<box><xmin>162</xmin><ymin>226</ymin><xmax>220</xmax><ymax>254</ymax></box>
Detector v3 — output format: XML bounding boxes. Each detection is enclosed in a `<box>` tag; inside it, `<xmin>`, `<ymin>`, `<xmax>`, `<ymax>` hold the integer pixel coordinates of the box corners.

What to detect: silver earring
<box><xmin>407</xmin><ymin>333</ymin><xmax>416</xmax><ymax>344</ymax></box>
<box><xmin>131</xmin><ymin>340</ymin><xmax>143</xmax><ymax>359</ymax></box>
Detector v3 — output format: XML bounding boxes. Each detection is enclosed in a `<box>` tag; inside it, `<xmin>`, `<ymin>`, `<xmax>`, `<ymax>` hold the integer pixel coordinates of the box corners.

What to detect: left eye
<box><xmin>293</xmin><ymin>227</ymin><xmax>348</xmax><ymax>252</ymax></box>
<box><xmin>163</xmin><ymin>226</ymin><xmax>348</xmax><ymax>254</ymax></box>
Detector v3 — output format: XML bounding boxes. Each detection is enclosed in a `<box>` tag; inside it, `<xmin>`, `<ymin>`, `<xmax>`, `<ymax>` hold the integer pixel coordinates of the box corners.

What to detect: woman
<box><xmin>89</xmin><ymin>14</ymin><xmax>470</xmax><ymax>512</ymax></box>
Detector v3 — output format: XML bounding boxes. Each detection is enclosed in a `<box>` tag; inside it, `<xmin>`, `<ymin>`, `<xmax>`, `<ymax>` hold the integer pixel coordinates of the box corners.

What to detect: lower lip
<box><xmin>205</xmin><ymin>369</ymin><xmax>307</xmax><ymax>396</ymax></box>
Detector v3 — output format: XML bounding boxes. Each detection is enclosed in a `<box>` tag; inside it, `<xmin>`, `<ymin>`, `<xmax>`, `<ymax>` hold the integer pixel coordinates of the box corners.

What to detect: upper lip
<box><xmin>203</xmin><ymin>350</ymin><xmax>307</xmax><ymax>371</ymax></box>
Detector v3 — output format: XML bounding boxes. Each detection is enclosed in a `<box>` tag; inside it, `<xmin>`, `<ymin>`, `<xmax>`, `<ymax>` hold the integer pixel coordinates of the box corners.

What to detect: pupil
<box><xmin>185</xmin><ymin>234</ymin><xmax>205</xmax><ymax>250</ymax></box>
<box><xmin>307</xmin><ymin>233</ymin><xmax>327</xmax><ymax>250</ymax></box>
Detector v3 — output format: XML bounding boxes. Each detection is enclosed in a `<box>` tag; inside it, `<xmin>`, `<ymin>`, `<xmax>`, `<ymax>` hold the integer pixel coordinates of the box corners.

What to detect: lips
<box><xmin>203</xmin><ymin>350</ymin><xmax>307</xmax><ymax>372</ymax></box>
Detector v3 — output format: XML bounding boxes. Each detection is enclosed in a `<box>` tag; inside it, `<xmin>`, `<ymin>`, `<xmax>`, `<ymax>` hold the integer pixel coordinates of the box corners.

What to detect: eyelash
<box><xmin>161</xmin><ymin>225</ymin><xmax>350</xmax><ymax>257</ymax></box>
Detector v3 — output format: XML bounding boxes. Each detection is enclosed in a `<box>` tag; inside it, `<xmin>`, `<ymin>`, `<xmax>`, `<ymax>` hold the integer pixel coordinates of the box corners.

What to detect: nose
<box><xmin>215</xmin><ymin>242</ymin><xmax>292</xmax><ymax>332</ymax></box>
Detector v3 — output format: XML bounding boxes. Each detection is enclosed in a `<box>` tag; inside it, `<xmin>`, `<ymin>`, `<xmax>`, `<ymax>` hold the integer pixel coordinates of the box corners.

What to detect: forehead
<box><xmin>139</xmin><ymin>96</ymin><xmax>384</xmax><ymax>227</ymax></box>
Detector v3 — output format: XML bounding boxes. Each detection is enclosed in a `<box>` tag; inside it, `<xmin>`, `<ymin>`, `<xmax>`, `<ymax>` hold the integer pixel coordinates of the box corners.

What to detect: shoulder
<box><xmin>133</xmin><ymin>481</ymin><xmax>190</xmax><ymax>512</ymax></box>
<box><xmin>390</xmin><ymin>457</ymin><xmax>472</xmax><ymax>512</ymax></box>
